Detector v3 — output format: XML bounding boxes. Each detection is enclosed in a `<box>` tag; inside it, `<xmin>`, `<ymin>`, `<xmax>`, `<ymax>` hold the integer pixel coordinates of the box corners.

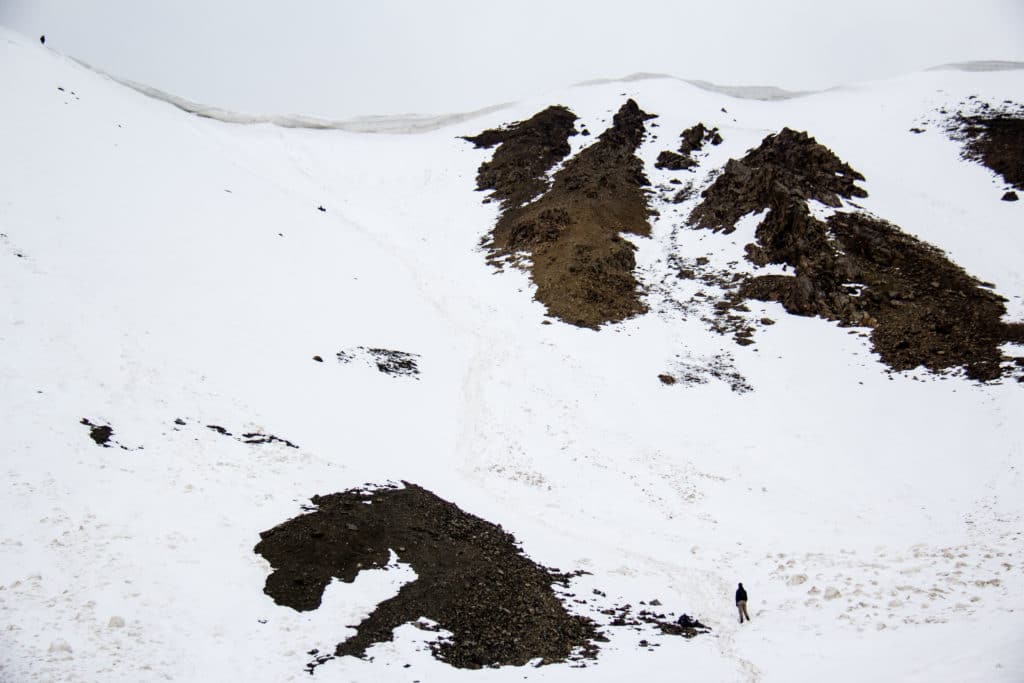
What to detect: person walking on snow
<box><xmin>736</xmin><ymin>582</ymin><xmax>751</xmax><ymax>623</ymax></box>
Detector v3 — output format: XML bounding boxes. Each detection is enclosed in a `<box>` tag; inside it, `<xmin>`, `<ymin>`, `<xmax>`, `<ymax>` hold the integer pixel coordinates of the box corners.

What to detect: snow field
<box><xmin>1</xmin><ymin>28</ymin><xmax>1022</xmax><ymax>681</ymax></box>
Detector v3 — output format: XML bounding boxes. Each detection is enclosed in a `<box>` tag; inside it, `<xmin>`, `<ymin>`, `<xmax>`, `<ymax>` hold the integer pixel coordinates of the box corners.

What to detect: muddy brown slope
<box><xmin>468</xmin><ymin>100</ymin><xmax>656</xmax><ymax>328</ymax></box>
<box><xmin>255</xmin><ymin>484</ymin><xmax>599</xmax><ymax>670</ymax></box>
<box><xmin>691</xmin><ymin>128</ymin><xmax>1024</xmax><ymax>381</ymax></box>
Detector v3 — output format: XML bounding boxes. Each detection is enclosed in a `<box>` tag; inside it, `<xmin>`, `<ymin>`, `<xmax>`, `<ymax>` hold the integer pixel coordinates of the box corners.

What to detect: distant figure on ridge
<box><xmin>40</xmin><ymin>35</ymin><xmax>46</xmax><ymax>45</ymax></box>
<box><xmin>736</xmin><ymin>582</ymin><xmax>750</xmax><ymax>623</ymax></box>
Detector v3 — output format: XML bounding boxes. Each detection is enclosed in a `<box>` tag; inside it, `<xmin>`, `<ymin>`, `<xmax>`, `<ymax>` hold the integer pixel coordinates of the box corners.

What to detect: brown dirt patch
<box><xmin>255</xmin><ymin>484</ymin><xmax>600</xmax><ymax>670</ymax></box>
<box><xmin>690</xmin><ymin>128</ymin><xmax>1024</xmax><ymax>381</ymax></box>
<box><xmin>947</xmin><ymin>99</ymin><xmax>1024</xmax><ymax>191</ymax></box>
<box><xmin>468</xmin><ymin>100</ymin><xmax>657</xmax><ymax>328</ymax></box>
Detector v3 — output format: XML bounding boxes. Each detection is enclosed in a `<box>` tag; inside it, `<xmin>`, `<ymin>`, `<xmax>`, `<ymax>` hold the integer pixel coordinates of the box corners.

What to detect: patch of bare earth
<box><xmin>254</xmin><ymin>484</ymin><xmax>711</xmax><ymax>673</ymax></box>
<box><xmin>467</xmin><ymin>100</ymin><xmax>657</xmax><ymax>328</ymax></box>
<box><xmin>689</xmin><ymin>128</ymin><xmax>1024</xmax><ymax>381</ymax></box>
<box><xmin>255</xmin><ymin>484</ymin><xmax>601</xmax><ymax>670</ymax></box>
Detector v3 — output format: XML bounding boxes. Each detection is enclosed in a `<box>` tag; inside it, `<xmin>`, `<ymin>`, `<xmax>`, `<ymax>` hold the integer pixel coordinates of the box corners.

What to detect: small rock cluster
<box><xmin>336</xmin><ymin>347</ymin><xmax>421</xmax><ymax>378</ymax></box>
<box><xmin>655</xmin><ymin>122</ymin><xmax>722</xmax><ymax>171</ymax></box>
<box><xmin>79</xmin><ymin>418</ymin><xmax>113</xmax><ymax>447</ymax></box>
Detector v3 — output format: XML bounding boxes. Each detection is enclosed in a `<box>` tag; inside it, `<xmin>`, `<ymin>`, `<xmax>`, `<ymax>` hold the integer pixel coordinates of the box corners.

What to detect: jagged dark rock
<box><xmin>678</xmin><ymin>123</ymin><xmax>721</xmax><ymax>153</ymax></box>
<box><xmin>690</xmin><ymin>127</ymin><xmax>866</xmax><ymax>233</ymax></box>
<box><xmin>690</xmin><ymin>127</ymin><xmax>1024</xmax><ymax>381</ymax></box>
<box><xmin>80</xmin><ymin>418</ymin><xmax>113</xmax><ymax>447</ymax></box>
<box><xmin>655</xmin><ymin>123</ymin><xmax>721</xmax><ymax>171</ymax></box>
<box><xmin>655</xmin><ymin>150</ymin><xmax>697</xmax><ymax>170</ymax></box>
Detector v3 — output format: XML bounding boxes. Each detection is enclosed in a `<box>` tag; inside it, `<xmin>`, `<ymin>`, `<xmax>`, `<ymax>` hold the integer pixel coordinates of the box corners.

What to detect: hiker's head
<box><xmin>738</xmin><ymin>582</ymin><xmax>743</xmax><ymax>588</ymax></box>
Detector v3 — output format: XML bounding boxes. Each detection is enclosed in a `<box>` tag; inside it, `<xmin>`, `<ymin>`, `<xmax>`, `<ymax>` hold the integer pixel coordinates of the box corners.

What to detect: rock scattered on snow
<box><xmin>336</xmin><ymin>347</ymin><xmax>421</xmax><ymax>379</ymax></box>
<box><xmin>655</xmin><ymin>122</ymin><xmax>722</xmax><ymax>170</ymax></box>
<box><xmin>79</xmin><ymin>418</ymin><xmax>113</xmax><ymax>447</ymax></box>
<box><xmin>206</xmin><ymin>423</ymin><xmax>299</xmax><ymax>448</ymax></box>
<box><xmin>946</xmin><ymin>99</ymin><xmax>1024</xmax><ymax>191</ymax></box>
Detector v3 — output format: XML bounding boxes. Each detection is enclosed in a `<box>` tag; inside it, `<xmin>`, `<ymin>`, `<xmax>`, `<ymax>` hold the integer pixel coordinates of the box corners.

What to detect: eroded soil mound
<box><xmin>947</xmin><ymin>99</ymin><xmax>1024</xmax><ymax>191</ymax></box>
<box><xmin>690</xmin><ymin>128</ymin><xmax>1024</xmax><ymax>381</ymax></box>
<box><xmin>255</xmin><ymin>484</ymin><xmax>599</xmax><ymax>669</ymax></box>
<box><xmin>468</xmin><ymin>100</ymin><xmax>656</xmax><ymax>328</ymax></box>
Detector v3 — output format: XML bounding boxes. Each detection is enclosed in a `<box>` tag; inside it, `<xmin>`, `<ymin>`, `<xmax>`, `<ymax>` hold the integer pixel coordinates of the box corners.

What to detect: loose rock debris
<box><xmin>690</xmin><ymin>127</ymin><xmax>866</xmax><ymax>233</ymax></box>
<box><xmin>655</xmin><ymin>122</ymin><xmax>722</xmax><ymax>171</ymax></box>
<box><xmin>946</xmin><ymin>98</ymin><xmax>1024</xmax><ymax>191</ymax></box>
<box><xmin>255</xmin><ymin>483</ymin><xmax>709</xmax><ymax>672</ymax></box>
<box><xmin>661</xmin><ymin>353</ymin><xmax>753</xmax><ymax>393</ymax></box>
<box><xmin>600</xmin><ymin>603</ymin><xmax>710</xmax><ymax>638</ymax></box>
<box><xmin>466</xmin><ymin>98</ymin><xmax>1022</xmax><ymax>381</ymax></box>
<box><xmin>467</xmin><ymin>100</ymin><xmax>656</xmax><ymax>328</ymax></box>
<box><xmin>79</xmin><ymin>418</ymin><xmax>142</xmax><ymax>451</ymax></box>
<box><xmin>80</xmin><ymin>418</ymin><xmax>113</xmax><ymax>447</ymax></box>
<box><xmin>240</xmin><ymin>432</ymin><xmax>299</xmax><ymax>448</ymax></box>
<box><xmin>687</xmin><ymin>127</ymin><xmax>1024</xmax><ymax>381</ymax></box>
<box><xmin>206</xmin><ymin>424</ymin><xmax>299</xmax><ymax>449</ymax></box>
<box><xmin>336</xmin><ymin>347</ymin><xmax>421</xmax><ymax>379</ymax></box>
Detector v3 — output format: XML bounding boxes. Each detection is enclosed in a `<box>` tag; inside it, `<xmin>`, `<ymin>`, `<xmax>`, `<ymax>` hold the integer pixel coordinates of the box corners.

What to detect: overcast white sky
<box><xmin>3</xmin><ymin>0</ymin><xmax>1023</xmax><ymax>119</ymax></box>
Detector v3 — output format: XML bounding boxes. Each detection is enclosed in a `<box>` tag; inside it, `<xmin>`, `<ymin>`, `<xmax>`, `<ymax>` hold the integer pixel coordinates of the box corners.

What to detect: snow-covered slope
<box><xmin>1</xmin><ymin>27</ymin><xmax>1022</xmax><ymax>682</ymax></box>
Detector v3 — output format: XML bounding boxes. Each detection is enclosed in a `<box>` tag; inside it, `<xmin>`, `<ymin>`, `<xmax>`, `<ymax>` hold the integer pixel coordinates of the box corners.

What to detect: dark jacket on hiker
<box><xmin>735</xmin><ymin>585</ymin><xmax>747</xmax><ymax>604</ymax></box>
